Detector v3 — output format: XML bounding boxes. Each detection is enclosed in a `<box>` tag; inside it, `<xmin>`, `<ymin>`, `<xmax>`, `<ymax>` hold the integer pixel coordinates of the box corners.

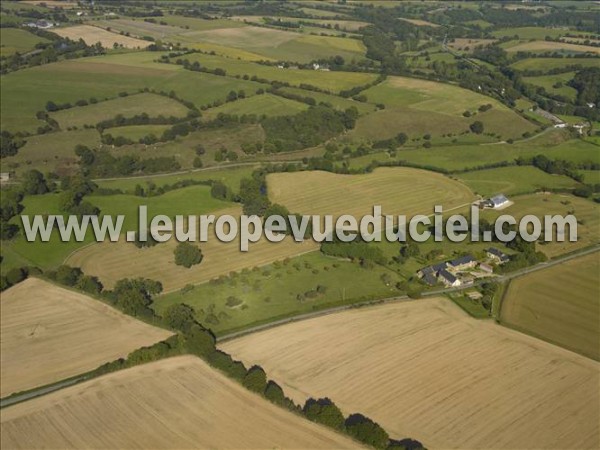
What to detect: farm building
<box><xmin>438</xmin><ymin>269</ymin><xmax>461</xmax><ymax>287</ymax></box>
<box><xmin>479</xmin><ymin>263</ymin><xmax>493</xmax><ymax>273</ymax></box>
<box><xmin>487</xmin><ymin>247</ymin><xmax>510</xmax><ymax>264</ymax></box>
<box><xmin>449</xmin><ymin>255</ymin><xmax>477</xmax><ymax>270</ymax></box>
<box><xmin>483</xmin><ymin>194</ymin><xmax>509</xmax><ymax>209</ymax></box>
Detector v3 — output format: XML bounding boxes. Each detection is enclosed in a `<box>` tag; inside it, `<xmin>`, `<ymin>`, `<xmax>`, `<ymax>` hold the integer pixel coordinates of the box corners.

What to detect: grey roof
<box><xmin>487</xmin><ymin>247</ymin><xmax>509</xmax><ymax>260</ymax></box>
<box><xmin>490</xmin><ymin>194</ymin><xmax>508</xmax><ymax>206</ymax></box>
<box><xmin>422</xmin><ymin>273</ymin><xmax>438</xmax><ymax>286</ymax></box>
<box><xmin>438</xmin><ymin>269</ymin><xmax>457</xmax><ymax>284</ymax></box>
<box><xmin>432</xmin><ymin>262</ymin><xmax>448</xmax><ymax>272</ymax></box>
<box><xmin>449</xmin><ymin>255</ymin><xmax>476</xmax><ymax>267</ymax></box>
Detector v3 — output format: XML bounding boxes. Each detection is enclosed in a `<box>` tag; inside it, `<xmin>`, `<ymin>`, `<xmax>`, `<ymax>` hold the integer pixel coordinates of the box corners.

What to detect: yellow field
<box><xmin>223</xmin><ymin>297</ymin><xmax>600</xmax><ymax>449</ymax></box>
<box><xmin>0</xmin><ymin>356</ymin><xmax>361</xmax><ymax>449</ymax></box>
<box><xmin>502</xmin><ymin>252</ymin><xmax>600</xmax><ymax>360</ymax></box>
<box><xmin>506</xmin><ymin>40</ymin><xmax>600</xmax><ymax>54</ymax></box>
<box><xmin>447</xmin><ymin>38</ymin><xmax>497</xmax><ymax>51</ymax></box>
<box><xmin>0</xmin><ymin>278</ymin><xmax>172</xmax><ymax>398</ymax></box>
<box><xmin>398</xmin><ymin>17</ymin><xmax>440</xmax><ymax>27</ymax></box>
<box><xmin>66</xmin><ymin>206</ymin><xmax>319</xmax><ymax>292</ymax></box>
<box><xmin>267</xmin><ymin>167</ymin><xmax>475</xmax><ymax>221</ymax></box>
<box><xmin>52</xmin><ymin>25</ymin><xmax>150</xmax><ymax>49</ymax></box>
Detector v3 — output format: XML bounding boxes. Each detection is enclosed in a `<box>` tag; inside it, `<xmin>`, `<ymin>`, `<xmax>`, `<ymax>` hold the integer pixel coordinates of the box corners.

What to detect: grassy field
<box><xmin>1</xmin><ymin>184</ymin><xmax>230</xmax><ymax>273</ymax></box>
<box><xmin>181</xmin><ymin>53</ymin><xmax>377</xmax><ymax>93</ymax></box>
<box><xmin>0</xmin><ymin>28</ymin><xmax>50</xmax><ymax>57</ymax></box>
<box><xmin>267</xmin><ymin>167</ymin><xmax>475</xmax><ymax>220</ymax></box>
<box><xmin>456</xmin><ymin>165</ymin><xmax>579</xmax><ymax>196</ymax></box>
<box><xmin>222</xmin><ymin>297</ymin><xmax>600</xmax><ymax>449</ymax></box>
<box><xmin>0</xmin><ymin>356</ymin><xmax>360</xmax><ymax>449</ymax></box>
<box><xmin>103</xmin><ymin>123</ymin><xmax>265</xmax><ymax>169</ymax></box>
<box><xmin>523</xmin><ymin>72</ymin><xmax>578</xmax><ymax>101</ymax></box>
<box><xmin>203</xmin><ymin>93</ymin><xmax>309</xmax><ymax>120</ymax></box>
<box><xmin>0</xmin><ymin>278</ymin><xmax>172</xmax><ymax>397</ymax></box>
<box><xmin>511</xmin><ymin>57</ymin><xmax>600</xmax><ymax>72</ymax></box>
<box><xmin>50</xmin><ymin>92</ymin><xmax>190</xmax><ymax>129</ymax></box>
<box><xmin>346</xmin><ymin>134</ymin><xmax>599</xmax><ymax>172</ymax></box>
<box><xmin>65</xmin><ymin>204</ymin><xmax>319</xmax><ymax>292</ymax></box>
<box><xmin>278</xmin><ymin>86</ymin><xmax>376</xmax><ymax>114</ymax></box>
<box><xmin>52</xmin><ymin>25</ymin><xmax>150</xmax><ymax>49</ymax></box>
<box><xmin>501</xmin><ymin>252</ymin><xmax>600</xmax><ymax>360</ymax></box>
<box><xmin>154</xmin><ymin>251</ymin><xmax>401</xmax><ymax>335</ymax></box>
<box><xmin>106</xmin><ymin>124</ymin><xmax>172</xmax><ymax>141</ymax></box>
<box><xmin>355</xmin><ymin>76</ymin><xmax>537</xmax><ymax>141</ymax></box>
<box><xmin>1</xmin><ymin>129</ymin><xmax>101</xmax><ymax>176</ymax></box>
<box><xmin>95</xmin><ymin>165</ymin><xmax>257</xmax><ymax>194</ymax></box>
<box><xmin>0</xmin><ymin>52</ymin><xmax>263</xmax><ymax>133</ymax></box>
<box><xmin>504</xmin><ymin>40</ymin><xmax>600</xmax><ymax>55</ymax></box>
<box><xmin>492</xmin><ymin>27</ymin><xmax>567</xmax><ymax>40</ymax></box>
<box><xmin>479</xmin><ymin>193</ymin><xmax>600</xmax><ymax>258</ymax></box>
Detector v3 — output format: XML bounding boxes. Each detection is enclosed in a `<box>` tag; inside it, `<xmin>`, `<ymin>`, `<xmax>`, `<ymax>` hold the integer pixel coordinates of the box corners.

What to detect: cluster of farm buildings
<box><xmin>417</xmin><ymin>248</ymin><xmax>510</xmax><ymax>288</ymax></box>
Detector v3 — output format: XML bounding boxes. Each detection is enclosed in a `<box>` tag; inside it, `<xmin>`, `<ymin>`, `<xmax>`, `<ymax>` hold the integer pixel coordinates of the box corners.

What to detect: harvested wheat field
<box><xmin>0</xmin><ymin>356</ymin><xmax>362</xmax><ymax>449</ymax></box>
<box><xmin>52</xmin><ymin>25</ymin><xmax>150</xmax><ymax>49</ymax></box>
<box><xmin>66</xmin><ymin>206</ymin><xmax>318</xmax><ymax>292</ymax></box>
<box><xmin>267</xmin><ymin>167</ymin><xmax>475</xmax><ymax>222</ymax></box>
<box><xmin>0</xmin><ymin>278</ymin><xmax>172</xmax><ymax>398</ymax></box>
<box><xmin>222</xmin><ymin>297</ymin><xmax>600</xmax><ymax>450</ymax></box>
<box><xmin>501</xmin><ymin>251</ymin><xmax>600</xmax><ymax>360</ymax></box>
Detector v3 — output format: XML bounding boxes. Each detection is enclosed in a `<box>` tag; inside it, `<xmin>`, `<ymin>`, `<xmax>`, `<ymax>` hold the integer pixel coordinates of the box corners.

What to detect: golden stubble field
<box><xmin>0</xmin><ymin>278</ymin><xmax>172</xmax><ymax>398</ymax></box>
<box><xmin>267</xmin><ymin>167</ymin><xmax>475</xmax><ymax>221</ymax></box>
<box><xmin>66</xmin><ymin>206</ymin><xmax>319</xmax><ymax>292</ymax></box>
<box><xmin>52</xmin><ymin>25</ymin><xmax>150</xmax><ymax>49</ymax></box>
<box><xmin>501</xmin><ymin>251</ymin><xmax>600</xmax><ymax>360</ymax></box>
<box><xmin>0</xmin><ymin>355</ymin><xmax>362</xmax><ymax>449</ymax></box>
<box><xmin>222</xmin><ymin>297</ymin><xmax>600</xmax><ymax>450</ymax></box>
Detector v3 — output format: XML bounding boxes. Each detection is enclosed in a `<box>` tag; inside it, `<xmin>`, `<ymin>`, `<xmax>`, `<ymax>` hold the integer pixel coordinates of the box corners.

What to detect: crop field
<box><xmin>523</xmin><ymin>72</ymin><xmax>578</xmax><ymax>100</ymax></box>
<box><xmin>66</xmin><ymin>205</ymin><xmax>319</xmax><ymax>292</ymax></box>
<box><xmin>480</xmin><ymin>193</ymin><xmax>600</xmax><ymax>258</ymax></box>
<box><xmin>446</xmin><ymin>38</ymin><xmax>497</xmax><ymax>51</ymax></box>
<box><xmin>52</xmin><ymin>25</ymin><xmax>150</xmax><ymax>49</ymax></box>
<box><xmin>203</xmin><ymin>93</ymin><xmax>309</xmax><ymax>120</ymax></box>
<box><xmin>0</xmin><ymin>53</ymin><xmax>264</xmax><ymax>133</ymax></box>
<box><xmin>222</xmin><ymin>297</ymin><xmax>600</xmax><ymax>450</ymax></box>
<box><xmin>182</xmin><ymin>53</ymin><xmax>377</xmax><ymax>93</ymax></box>
<box><xmin>267</xmin><ymin>167</ymin><xmax>475</xmax><ymax>221</ymax></box>
<box><xmin>155</xmin><ymin>251</ymin><xmax>401</xmax><ymax>336</ymax></box>
<box><xmin>50</xmin><ymin>93</ymin><xmax>190</xmax><ymax>129</ymax></box>
<box><xmin>0</xmin><ymin>278</ymin><xmax>172</xmax><ymax>398</ymax></box>
<box><xmin>0</xmin><ymin>28</ymin><xmax>50</xmax><ymax>57</ymax></box>
<box><xmin>0</xmin><ymin>356</ymin><xmax>360</xmax><ymax>449</ymax></box>
<box><xmin>504</xmin><ymin>40</ymin><xmax>600</xmax><ymax>54</ymax></box>
<box><xmin>456</xmin><ymin>165</ymin><xmax>579</xmax><ymax>196</ymax></box>
<box><xmin>398</xmin><ymin>17</ymin><xmax>439</xmax><ymax>27</ymax></box>
<box><xmin>501</xmin><ymin>252</ymin><xmax>600</xmax><ymax>360</ymax></box>
<box><xmin>1</xmin><ymin>129</ymin><xmax>101</xmax><ymax>176</ymax></box>
<box><xmin>356</xmin><ymin>76</ymin><xmax>537</xmax><ymax>140</ymax></box>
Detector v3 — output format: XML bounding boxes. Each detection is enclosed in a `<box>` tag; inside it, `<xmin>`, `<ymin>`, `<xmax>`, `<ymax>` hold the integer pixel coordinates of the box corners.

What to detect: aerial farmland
<box><xmin>0</xmin><ymin>0</ymin><xmax>598</xmax><ymax>449</ymax></box>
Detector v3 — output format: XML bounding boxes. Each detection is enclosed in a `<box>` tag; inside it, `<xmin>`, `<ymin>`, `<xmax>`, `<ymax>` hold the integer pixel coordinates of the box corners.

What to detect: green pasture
<box><xmin>181</xmin><ymin>53</ymin><xmax>377</xmax><ymax>93</ymax></box>
<box><xmin>106</xmin><ymin>124</ymin><xmax>172</xmax><ymax>141</ymax></box>
<box><xmin>523</xmin><ymin>72</ymin><xmax>578</xmax><ymax>101</ymax></box>
<box><xmin>277</xmin><ymin>86</ymin><xmax>376</xmax><ymax>114</ymax></box>
<box><xmin>0</xmin><ymin>28</ymin><xmax>50</xmax><ymax>57</ymax></box>
<box><xmin>511</xmin><ymin>57</ymin><xmax>600</xmax><ymax>72</ymax></box>
<box><xmin>153</xmin><ymin>251</ymin><xmax>401</xmax><ymax>336</ymax></box>
<box><xmin>202</xmin><ymin>94</ymin><xmax>309</xmax><ymax>120</ymax></box>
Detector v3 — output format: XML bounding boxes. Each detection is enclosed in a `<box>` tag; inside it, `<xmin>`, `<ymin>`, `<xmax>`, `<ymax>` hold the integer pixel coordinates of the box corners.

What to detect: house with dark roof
<box><xmin>438</xmin><ymin>269</ymin><xmax>461</xmax><ymax>287</ymax></box>
<box><xmin>483</xmin><ymin>194</ymin><xmax>509</xmax><ymax>209</ymax></box>
<box><xmin>449</xmin><ymin>255</ymin><xmax>477</xmax><ymax>270</ymax></box>
<box><xmin>487</xmin><ymin>247</ymin><xmax>510</xmax><ymax>263</ymax></box>
<box><xmin>422</xmin><ymin>272</ymin><xmax>438</xmax><ymax>286</ymax></box>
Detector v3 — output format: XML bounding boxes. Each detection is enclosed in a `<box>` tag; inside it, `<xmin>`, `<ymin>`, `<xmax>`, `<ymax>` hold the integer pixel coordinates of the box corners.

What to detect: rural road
<box><xmin>2</xmin><ymin>245</ymin><xmax>597</xmax><ymax>409</ymax></box>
